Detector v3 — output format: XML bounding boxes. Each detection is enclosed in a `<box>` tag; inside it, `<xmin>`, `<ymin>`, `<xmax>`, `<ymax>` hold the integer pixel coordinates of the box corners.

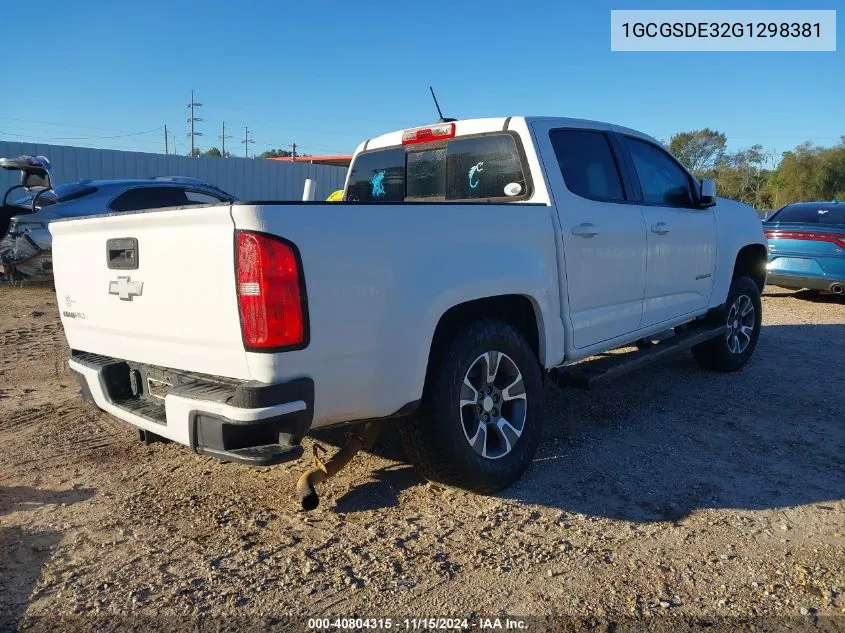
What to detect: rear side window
<box><xmin>625</xmin><ymin>137</ymin><xmax>695</xmax><ymax>207</ymax></box>
<box><xmin>769</xmin><ymin>203</ymin><xmax>845</xmax><ymax>225</ymax></box>
<box><xmin>184</xmin><ymin>190</ymin><xmax>226</xmax><ymax>204</ymax></box>
<box><xmin>549</xmin><ymin>129</ymin><xmax>625</xmax><ymax>202</ymax></box>
<box><xmin>345</xmin><ymin>148</ymin><xmax>405</xmax><ymax>202</ymax></box>
<box><xmin>345</xmin><ymin>134</ymin><xmax>530</xmax><ymax>202</ymax></box>
<box><xmin>109</xmin><ymin>187</ymin><xmax>191</xmax><ymax>212</ymax></box>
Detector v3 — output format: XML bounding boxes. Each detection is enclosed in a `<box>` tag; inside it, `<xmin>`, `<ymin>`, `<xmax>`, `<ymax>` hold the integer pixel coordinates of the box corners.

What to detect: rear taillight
<box><xmin>764</xmin><ymin>229</ymin><xmax>845</xmax><ymax>249</ymax></box>
<box><xmin>236</xmin><ymin>231</ymin><xmax>306</xmax><ymax>350</ymax></box>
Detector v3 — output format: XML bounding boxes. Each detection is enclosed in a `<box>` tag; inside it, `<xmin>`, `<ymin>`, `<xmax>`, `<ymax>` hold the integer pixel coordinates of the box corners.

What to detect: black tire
<box><xmin>400</xmin><ymin>319</ymin><xmax>543</xmax><ymax>493</ymax></box>
<box><xmin>692</xmin><ymin>276</ymin><xmax>762</xmax><ymax>372</ymax></box>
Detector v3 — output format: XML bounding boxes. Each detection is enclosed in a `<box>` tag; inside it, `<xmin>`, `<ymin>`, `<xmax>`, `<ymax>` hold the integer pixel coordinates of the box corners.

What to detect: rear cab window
<box><xmin>345</xmin><ymin>149</ymin><xmax>406</xmax><ymax>202</ymax></box>
<box><xmin>345</xmin><ymin>133</ymin><xmax>531</xmax><ymax>203</ymax></box>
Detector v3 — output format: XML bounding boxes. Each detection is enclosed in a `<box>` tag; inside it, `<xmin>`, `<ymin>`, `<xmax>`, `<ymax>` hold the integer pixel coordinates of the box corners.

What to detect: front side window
<box><xmin>345</xmin><ymin>134</ymin><xmax>530</xmax><ymax>202</ymax></box>
<box><xmin>625</xmin><ymin>137</ymin><xmax>695</xmax><ymax>208</ymax></box>
<box><xmin>549</xmin><ymin>129</ymin><xmax>626</xmax><ymax>202</ymax></box>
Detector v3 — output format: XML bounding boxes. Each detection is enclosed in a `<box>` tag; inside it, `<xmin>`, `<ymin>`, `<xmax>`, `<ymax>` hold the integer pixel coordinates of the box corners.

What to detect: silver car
<box><xmin>1</xmin><ymin>175</ymin><xmax>234</xmax><ymax>280</ymax></box>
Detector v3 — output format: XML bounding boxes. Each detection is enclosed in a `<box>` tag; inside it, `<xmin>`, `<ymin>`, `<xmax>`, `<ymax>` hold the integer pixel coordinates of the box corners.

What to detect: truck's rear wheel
<box><xmin>401</xmin><ymin>320</ymin><xmax>543</xmax><ymax>493</ymax></box>
<box><xmin>692</xmin><ymin>276</ymin><xmax>762</xmax><ymax>372</ymax></box>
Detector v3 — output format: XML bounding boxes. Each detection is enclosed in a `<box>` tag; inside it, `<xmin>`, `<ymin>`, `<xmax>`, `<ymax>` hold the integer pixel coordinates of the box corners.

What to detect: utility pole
<box><xmin>242</xmin><ymin>126</ymin><xmax>255</xmax><ymax>158</ymax></box>
<box><xmin>219</xmin><ymin>121</ymin><xmax>232</xmax><ymax>157</ymax></box>
<box><xmin>164</xmin><ymin>125</ymin><xmax>168</xmax><ymax>155</ymax></box>
<box><xmin>186</xmin><ymin>89</ymin><xmax>203</xmax><ymax>156</ymax></box>
<box><xmin>291</xmin><ymin>142</ymin><xmax>297</xmax><ymax>162</ymax></box>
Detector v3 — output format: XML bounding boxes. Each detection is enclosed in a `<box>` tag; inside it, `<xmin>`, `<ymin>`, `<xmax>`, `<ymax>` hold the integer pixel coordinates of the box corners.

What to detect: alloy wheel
<box><xmin>459</xmin><ymin>351</ymin><xmax>528</xmax><ymax>460</ymax></box>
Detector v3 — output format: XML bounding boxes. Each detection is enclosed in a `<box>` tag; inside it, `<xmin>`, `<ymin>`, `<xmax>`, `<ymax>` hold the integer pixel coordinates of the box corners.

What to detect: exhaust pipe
<box><xmin>830</xmin><ymin>284</ymin><xmax>844</xmax><ymax>295</ymax></box>
<box><xmin>296</xmin><ymin>422</ymin><xmax>381</xmax><ymax>511</ymax></box>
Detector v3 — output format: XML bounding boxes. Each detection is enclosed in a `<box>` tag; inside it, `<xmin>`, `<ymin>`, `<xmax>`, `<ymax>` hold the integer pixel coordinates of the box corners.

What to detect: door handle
<box><xmin>651</xmin><ymin>222</ymin><xmax>671</xmax><ymax>235</ymax></box>
<box><xmin>571</xmin><ymin>223</ymin><xmax>598</xmax><ymax>238</ymax></box>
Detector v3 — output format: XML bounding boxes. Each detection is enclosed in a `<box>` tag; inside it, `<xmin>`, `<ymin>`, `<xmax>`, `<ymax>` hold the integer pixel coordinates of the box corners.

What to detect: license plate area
<box><xmin>146</xmin><ymin>377</ymin><xmax>172</xmax><ymax>400</ymax></box>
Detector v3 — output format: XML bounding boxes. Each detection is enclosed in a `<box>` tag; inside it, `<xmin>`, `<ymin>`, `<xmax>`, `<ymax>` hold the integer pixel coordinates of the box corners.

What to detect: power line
<box><xmin>0</xmin><ymin>129</ymin><xmax>167</xmax><ymax>148</ymax></box>
<box><xmin>0</xmin><ymin>131</ymin><xmax>168</xmax><ymax>154</ymax></box>
<box><xmin>241</xmin><ymin>126</ymin><xmax>255</xmax><ymax>158</ymax></box>
<box><xmin>219</xmin><ymin>121</ymin><xmax>232</xmax><ymax>157</ymax></box>
<box><xmin>187</xmin><ymin>89</ymin><xmax>203</xmax><ymax>156</ymax></box>
<box><xmin>0</xmin><ymin>125</ymin><xmax>162</xmax><ymax>141</ymax></box>
<box><xmin>0</xmin><ymin>116</ymin><xmax>163</xmax><ymax>135</ymax></box>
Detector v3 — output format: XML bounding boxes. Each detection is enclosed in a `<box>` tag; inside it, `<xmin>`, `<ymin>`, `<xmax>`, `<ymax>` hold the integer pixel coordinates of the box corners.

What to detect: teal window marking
<box><xmin>468</xmin><ymin>161</ymin><xmax>484</xmax><ymax>189</ymax></box>
<box><xmin>371</xmin><ymin>170</ymin><xmax>386</xmax><ymax>198</ymax></box>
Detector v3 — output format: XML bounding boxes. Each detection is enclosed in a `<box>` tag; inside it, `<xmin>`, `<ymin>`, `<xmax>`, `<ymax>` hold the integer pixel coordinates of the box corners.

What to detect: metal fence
<box><xmin>0</xmin><ymin>141</ymin><xmax>347</xmax><ymax>202</ymax></box>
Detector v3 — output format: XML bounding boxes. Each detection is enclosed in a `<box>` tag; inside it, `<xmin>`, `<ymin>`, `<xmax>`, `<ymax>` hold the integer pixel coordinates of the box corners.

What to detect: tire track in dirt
<box><xmin>0</xmin><ymin>321</ymin><xmax>63</xmax><ymax>364</ymax></box>
<box><xmin>1</xmin><ymin>285</ymin><xmax>844</xmax><ymax>622</ymax></box>
<box><xmin>2</xmin><ymin>398</ymin><xmax>133</xmax><ymax>472</ymax></box>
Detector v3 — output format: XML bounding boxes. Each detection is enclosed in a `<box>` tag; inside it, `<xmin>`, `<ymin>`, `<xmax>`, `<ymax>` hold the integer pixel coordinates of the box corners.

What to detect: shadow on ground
<box><xmin>504</xmin><ymin>323</ymin><xmax>845</xmax><ymax>522</ymax></box>
<box><xmin>0</xmin><ymin>486</ymin><xmax>95</xmax><ymax>516</ymax></box>
<box><xmin>334</xmin><ymin>465</ymin><xmax>423</xmax><ymax>513</ymax></box>
<box><xmin>764</xmin><ymin>287</ymin><xmax>845</xmax><ymax>304</ymax></box>
<box><xmin>0</xmin><ymin>526</ymin><xmax>62</xmax><ymax>630</ymax></box>
<box><xmin>0</xmin><ymin>487</ymin><xmax>93</xmax><ymax>629</ymax></box>
<box><xmin>321</xmin><ymin>323</ymin><xmax>845</xmax><ymax>521</ymax></box>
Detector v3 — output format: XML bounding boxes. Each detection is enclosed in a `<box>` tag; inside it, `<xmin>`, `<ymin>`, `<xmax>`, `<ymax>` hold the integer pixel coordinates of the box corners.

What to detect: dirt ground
<box><xmin>1</xmin><ymin>284</ymin><xmax>843</xmax><ymax>630</ymax></box>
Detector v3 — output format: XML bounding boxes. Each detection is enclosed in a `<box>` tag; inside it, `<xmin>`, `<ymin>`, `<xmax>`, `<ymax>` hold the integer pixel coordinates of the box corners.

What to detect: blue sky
<box><xmin>2</xmin><ymin>0</ymin><xmax>842</xmax><ymax>161</ymax></box>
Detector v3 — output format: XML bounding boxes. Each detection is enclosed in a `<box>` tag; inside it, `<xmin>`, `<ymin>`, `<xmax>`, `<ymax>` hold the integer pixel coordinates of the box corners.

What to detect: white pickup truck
<box><xmin>51</xmin><ymin>116</ymin><xmax>767</xmax><ymax>502</ymax></box>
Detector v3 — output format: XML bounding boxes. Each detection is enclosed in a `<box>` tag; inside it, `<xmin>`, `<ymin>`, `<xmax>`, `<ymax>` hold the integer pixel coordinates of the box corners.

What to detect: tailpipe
<box><xmin>830</xmin><ymin>283</ymin><xmax>844</xmax><ymax>295</ymax></box>
<box><xmin>296</xmin><ymin>422</ymin><xmax>381</xmax><ymax>511</ymax></box>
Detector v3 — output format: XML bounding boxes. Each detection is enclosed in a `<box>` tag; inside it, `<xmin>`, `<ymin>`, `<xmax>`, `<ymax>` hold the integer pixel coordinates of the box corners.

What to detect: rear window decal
<box><xmin>371</xmin><ymin>171</ymin><xmax>386</xmax><ymax>198</ymax></box>
<box><xmin>504</xmin><ymin>182</ymin><xmax>522</xmax><ymax>196</ymax></box>
<box><xmin>468</xmin><ymin>162</ymin><xmax>484</xmax><ymax>190</ymax></box>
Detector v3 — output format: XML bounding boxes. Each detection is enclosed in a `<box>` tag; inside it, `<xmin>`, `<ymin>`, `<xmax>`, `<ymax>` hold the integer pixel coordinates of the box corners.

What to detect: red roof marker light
<box><xmin>402</xmin><ymin>122</ymin><xmax>455</xmax><ymax>145</ymax></box>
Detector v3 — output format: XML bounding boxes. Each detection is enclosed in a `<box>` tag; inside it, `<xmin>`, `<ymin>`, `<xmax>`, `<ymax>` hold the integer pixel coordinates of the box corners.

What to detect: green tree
<box><xmin>261</xmin><ymin>148</ymin><xmax>292</xmax><ymax>159</ymax></box>
<box><xmin>204</xmin><ymin>147</ymin><xmax>232</xmax><ymax>158</ymax></box>
<box><xmin>667</xmin><ymin>130</ymin><xmax>844</xmax><ymax>210</ymax></box>
<box><xmin>711</xmin><ymin>145</ymin><xmax>774</xmax><ymax>209</ymax></box>
<box><xmin>668</xmin><ymin>129</ymin><xmax>727</xmax><ymax>175</ymax></box>
<box><xmin>772</xmin><ymin>140</ymin><xmax>845</xmax><ymax>206</ymax></box>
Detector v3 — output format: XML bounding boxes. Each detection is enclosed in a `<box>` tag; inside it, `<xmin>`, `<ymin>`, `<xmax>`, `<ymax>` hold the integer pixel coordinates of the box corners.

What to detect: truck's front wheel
<box><xmin>401</xmin><ymin>320</ymin><xmax>543</xmax><ymax>493</ymax></box>
<box><xmin>692</xmin><ymin>275</ymin><xmax>762</xmax><ymax>372</ymax></box>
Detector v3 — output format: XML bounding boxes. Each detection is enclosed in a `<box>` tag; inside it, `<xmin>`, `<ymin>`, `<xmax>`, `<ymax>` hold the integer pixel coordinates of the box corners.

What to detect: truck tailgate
<box><xmin>50</xmin><ymin>204</ymin><xmax>252</xmax><ymax>380</ymax></box>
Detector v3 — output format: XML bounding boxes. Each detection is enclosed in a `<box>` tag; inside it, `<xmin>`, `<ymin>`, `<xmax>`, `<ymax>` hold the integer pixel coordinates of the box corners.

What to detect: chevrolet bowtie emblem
<box><xmin>109</xmin><ymin>276</ymin><xmax>143</xmax><ymax>301</ymax></box>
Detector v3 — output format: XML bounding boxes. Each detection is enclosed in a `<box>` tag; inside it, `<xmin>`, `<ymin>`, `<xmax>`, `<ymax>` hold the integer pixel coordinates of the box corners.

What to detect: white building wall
<box><xmin>0</xmin><ymin>141</ymin><xmax>347</xmax><ymax>201</ymax></box>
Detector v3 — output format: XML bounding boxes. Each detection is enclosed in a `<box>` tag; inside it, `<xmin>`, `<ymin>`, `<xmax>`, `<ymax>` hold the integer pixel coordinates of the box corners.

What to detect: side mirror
<box><xmin>699</xmin><ymin>179</ymin><xmax>717</xmax><ymax>208</ymax></box>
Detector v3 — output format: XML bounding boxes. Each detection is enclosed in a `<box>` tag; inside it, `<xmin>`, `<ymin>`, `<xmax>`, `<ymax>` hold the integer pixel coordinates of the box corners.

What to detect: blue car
<box><xmin>763</xmin><ymin>200</ymin><xmax>845</xmax><ymax>295</ymax></box>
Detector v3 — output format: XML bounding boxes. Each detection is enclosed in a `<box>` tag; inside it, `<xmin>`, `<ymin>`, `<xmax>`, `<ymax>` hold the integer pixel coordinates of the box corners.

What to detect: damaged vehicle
<box><xmin>1</xmin><ymin>156</ymin><xmax>235</xmax><ymax>280</ymax></box>
<box><xmin>50</xmin><ymin>117</ymin><xmax>768</xmax><ymax>510</ymax></box>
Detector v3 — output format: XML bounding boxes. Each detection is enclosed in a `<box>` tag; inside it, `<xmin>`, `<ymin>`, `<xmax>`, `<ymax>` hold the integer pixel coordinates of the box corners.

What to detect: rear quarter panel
<box><xmin>233</xmin><ymin>202</ymin><xmax>562</xmax><ymax>428</ymax></box>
